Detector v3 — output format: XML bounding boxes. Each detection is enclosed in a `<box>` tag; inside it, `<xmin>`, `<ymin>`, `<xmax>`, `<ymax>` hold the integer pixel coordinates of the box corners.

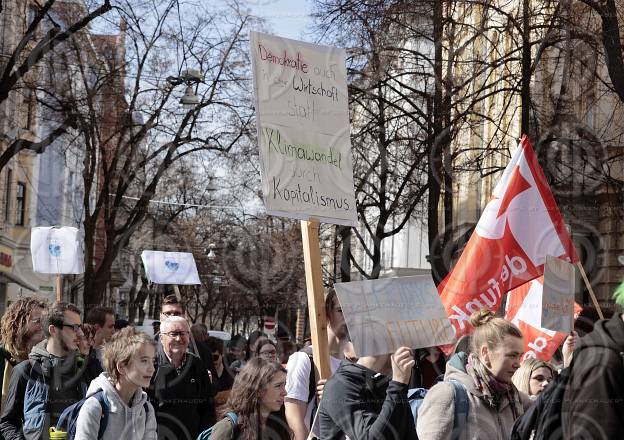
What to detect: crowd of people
<box><xmin>0</xmin><ymin>288</ymin><xmax>621</xmax><ymax>439</ymax></box>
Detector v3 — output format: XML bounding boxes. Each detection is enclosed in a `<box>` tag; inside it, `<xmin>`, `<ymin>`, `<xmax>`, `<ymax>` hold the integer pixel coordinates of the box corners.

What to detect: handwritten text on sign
<box><xmin>334</xmin><ymin>276</ymin><xmax>455</xmax><ymax>356</ymax></box>
<box><xmin>250</xmin><ymin>31</ymin><xmax>357</xmax><ymax>226</ymax></box>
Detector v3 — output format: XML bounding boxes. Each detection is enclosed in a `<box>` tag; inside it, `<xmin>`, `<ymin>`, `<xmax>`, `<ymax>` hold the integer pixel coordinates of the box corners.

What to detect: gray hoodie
<box><xmin>75</xmin><ymin>373</ymin><xmax>157</xmax><ymax>440</ymax></box>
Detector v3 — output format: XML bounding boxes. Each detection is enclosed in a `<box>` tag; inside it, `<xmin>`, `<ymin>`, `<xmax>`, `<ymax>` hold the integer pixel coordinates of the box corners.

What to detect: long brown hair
<box><xmin>0</xmin><ymin>297</ymin><xmax>46</xmax><ymax>361</ymax></box>
<box><xmin>221</xmin><ymin>357</ymin><xmax>289</xmax><ymax>440</ymax></box>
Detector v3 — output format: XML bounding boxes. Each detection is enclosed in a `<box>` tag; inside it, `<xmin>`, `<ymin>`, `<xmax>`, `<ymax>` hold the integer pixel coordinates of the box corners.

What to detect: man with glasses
<box><xmin>149</xmin><ymin>316</ymin><xmax>215</xmax><ymax>440</ymax></box>
<box><xmin>0</xmin><ymin>302</ymin><xmax>89</xmax><ymax>440</ymax></box>
<box><xmin>160</xmin><ymin>294</ymin><xmax>185</xmax><ymax>322</ymax></box>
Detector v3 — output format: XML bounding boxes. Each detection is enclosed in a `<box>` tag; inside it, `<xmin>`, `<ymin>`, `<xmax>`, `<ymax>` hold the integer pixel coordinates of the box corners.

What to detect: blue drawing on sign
<box><xmin>48</xmin><ymin>244</ymin><xmax>62</xmax><ymax>257</ymax></box>
<box><xmin>165</xmin><ymin>261</ymin><xmax>179</xmax><ymax>272</ymax></box>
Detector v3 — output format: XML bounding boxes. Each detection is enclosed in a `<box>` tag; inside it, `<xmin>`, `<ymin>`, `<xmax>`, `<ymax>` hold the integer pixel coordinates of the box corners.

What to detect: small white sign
<box><xmin>334</xmin><ymin>275</ymin><xmax>455</xmax><ymax>356</ymax></box>
<box><xmin>141</xmin><ymin>251</ymin><xmax>200</xmax><ymax>285</ymax></box>
<box><xmin>250</xmin><ymin>31</ymin><xmax>357</xmax><ymax>226</ymax></box>
<box><xmin>31</xmin><ymin>227</ymin><xmax>84</xmax><ymax>274</ymax></box>
<box><xmin>541</xmin><ymin>255</ymin><xmax>575</xmax><ymax>333</ymax></box>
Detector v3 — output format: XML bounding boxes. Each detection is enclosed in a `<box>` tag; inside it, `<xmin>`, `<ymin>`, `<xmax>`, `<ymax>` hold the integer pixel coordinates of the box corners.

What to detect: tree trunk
<box><xmin>339</xmin><ymin>226</ymin><xmax>352</xmax><ymax>282</ymax></box>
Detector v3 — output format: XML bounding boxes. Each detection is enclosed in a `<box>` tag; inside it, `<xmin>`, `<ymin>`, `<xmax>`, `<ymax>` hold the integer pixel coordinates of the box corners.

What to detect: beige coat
<box><xmin>416</xmin><ymin>361</ymin><xmax>531</xmax><ymax>440</ymax></box>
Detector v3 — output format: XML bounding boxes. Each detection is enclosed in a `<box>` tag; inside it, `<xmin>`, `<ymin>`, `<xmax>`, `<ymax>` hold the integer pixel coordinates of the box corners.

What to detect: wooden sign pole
<box><xmin>300</xmin><ymin>220</ymin><xmax>331</xmax><ymax>382</ymax></box>
<box><xmin>576</xmin><ymin>262</ymin><xmax>604</xmax><ymax>319</ymax></box>
<box><xmin>55</xmin><ymin>274</ymin><xmax>63</xmax><ymax>302</ymax></box>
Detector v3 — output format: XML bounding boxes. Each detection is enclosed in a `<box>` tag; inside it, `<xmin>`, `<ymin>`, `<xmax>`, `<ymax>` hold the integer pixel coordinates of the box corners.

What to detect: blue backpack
<box><xmin>55</xmin><ymin>389</ymin><xmax>150</xmax><ymax>440</ymax></box>
<box><xmin>409</xmin><ymin>379</ymin><xmax>469</xmax><ymax>439</ymax></box>
<box><xmin>55</xmin><ymin>389</ymin><xmax>110</xmax><ymax>440</ymax></box>
<box><xmin>197</xmin><ymin>412</ymin><xmax>238</xmax><ymax>440</ymax></box>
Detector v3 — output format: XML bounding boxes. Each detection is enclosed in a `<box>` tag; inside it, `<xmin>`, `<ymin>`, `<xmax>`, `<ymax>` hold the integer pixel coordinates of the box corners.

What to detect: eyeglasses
<box><xmin>60</xmin><ymin>323</ymin><xmax>82</xmax><ymax>333</ymax></box>
<box><xmin>162</xmin><ymin>331</ymin><xmax>189</xmax><ymax>339</ymax></box>
<box><xmin>162</xmin><ymin>311</ymin><xmax>183</xmax><ymax>317</ymax></box>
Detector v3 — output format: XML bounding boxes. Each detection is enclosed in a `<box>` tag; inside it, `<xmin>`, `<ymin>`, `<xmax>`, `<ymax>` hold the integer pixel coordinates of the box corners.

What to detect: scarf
<box><xmin>466</xmin><ymin>353</ymin><xmax>519</xmax><ymax>418</ymax></box>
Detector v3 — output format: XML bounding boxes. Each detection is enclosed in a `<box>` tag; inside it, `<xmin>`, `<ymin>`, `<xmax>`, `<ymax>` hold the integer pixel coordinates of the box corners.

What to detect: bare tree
<box><xmin>37</xmin><ymin>0</ymin><xmax>256</xmax><ymax>309</ymax></box>
<box><xmin>0</xmin><ymin>0</ymin><xmax>112</xmax><ymax>169</ymax></box>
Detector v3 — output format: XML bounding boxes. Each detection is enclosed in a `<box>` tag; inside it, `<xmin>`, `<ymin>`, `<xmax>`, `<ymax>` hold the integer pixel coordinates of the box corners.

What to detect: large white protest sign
<box><xmin>250</xmin><ymin>31</ymin><xmax>357</xmax><ymax>226</ymax></box>
<box><xmin>31</xmin><ymin>227</ymin><xmax>84</xmax><ymax>274</ymax></box>
<box><xmin>541</xmin><ymin>255</ymin><xmax>576</xmax><ymax>333</ymax></box>
<box><xmin>141</xmin><ymin>251</ymin><xmax>200</xmax><ymax>285</ymax></box>
<box><xmin>334</xmin><ymin>275</ymin><xmax>455</xmax><ymax>356</ymax></box>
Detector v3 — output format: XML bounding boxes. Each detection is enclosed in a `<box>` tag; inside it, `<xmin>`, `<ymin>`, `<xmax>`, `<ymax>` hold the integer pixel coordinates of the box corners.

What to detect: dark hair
<box><xmin>207</xmin><ymin>336</ymin><xmax>224</xmax><ymax>355</ymax></box>
<box><xmin>325</xmin><ymin>287</ymin><xmax>338</xmax><ymax>317</ymax></box>
<box><xmin>254</xmin><ymin>339</ymin><xmax>277</xmax><ymax>357</ymax></box>
<box><xmin>221</xmin><ymin>358</ymin><xmax>290</xmax><ymax>440</ymax></box>
<box><xmin>85</xmin><ymin>306</ymin><xmax>115</xmax><ymax>326</ymax></box>
<box><xmin>229</xmin><ymin>334</ymin><xmax>247</xmax><ymax>349</ymax></box>
<box><xmin>191</xmin><ymin>323</ymin><xmax>208</xmax><ymax>342</ymax></box>
<box><xmin>43</xmin><ymin>302</ymin><xmax>81</xmax><ymax>337</ymax></box>
<box><xmin>114</xmin><ymin>319</ymin><xmax>129</xmax><ymax>330</ymax></box>
<box><xmin>161</xmin><ymin>294</ymin><xmax>184</xmax><ymax>312</ymax></box>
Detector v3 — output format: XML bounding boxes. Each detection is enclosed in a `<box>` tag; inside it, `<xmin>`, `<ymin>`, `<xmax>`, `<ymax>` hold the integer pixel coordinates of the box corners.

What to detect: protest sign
<box><xmin>31</xmin><ymin>227</ymin><xmax>84</xmax><ymax>274</ymax></box>
<box><xmin>250</xmin><ymin>31</ymin><xmax>357</xmax><ymax>226</ymax></box>
<box><xmin>334</xmin><ymin>275</ymin><xmax>455</xmax><ymax>357</ymax></box>
<box><xmin>541</xmin><ymin>255</ymin><xmax>575</xmax><ymax>333</ymax></box>
<box><xmin>141</xmin><ymin>251</ymin><xmax>200</xmax><ymax>285</ymax></box>
<box><xmin>506</xmin><ymin>277</ymin><xmax>582</xmax><ymax>361</ymax></box>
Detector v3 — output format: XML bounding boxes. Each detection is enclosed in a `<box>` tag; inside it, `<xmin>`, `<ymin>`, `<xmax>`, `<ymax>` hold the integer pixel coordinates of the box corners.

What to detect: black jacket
<box><xmin>317</xmin><ymin>361</ymin><xmax>417</xmax><ymax>440</ymax></box>
<box><xmin>148</xmin><ymin>343</ymin><xmax>215</xmax><ymax>440</ymax></box>
<box><xmin>562</xmin><ymin>313</ymin><xmax>624</xmax><ymax>439</ymax></box>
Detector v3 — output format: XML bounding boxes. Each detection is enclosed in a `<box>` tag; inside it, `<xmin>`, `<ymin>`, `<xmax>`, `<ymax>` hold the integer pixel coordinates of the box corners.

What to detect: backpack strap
<box><xmin>92</xmin><ymin>390</ymin><xmax>110</xmax><ymax>440</ymax></box>
<box><xmin>449</xmin><ymin>380</ymin><xmax>469</xmax><ymax>439</ymax></box>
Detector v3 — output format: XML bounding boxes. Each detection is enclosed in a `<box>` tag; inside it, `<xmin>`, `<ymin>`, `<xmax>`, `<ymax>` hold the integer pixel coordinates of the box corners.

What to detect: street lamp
<box><xmin>166</xmin><ymin>69</ymin><xmax>203</xmax><ymax>109</ymax></box>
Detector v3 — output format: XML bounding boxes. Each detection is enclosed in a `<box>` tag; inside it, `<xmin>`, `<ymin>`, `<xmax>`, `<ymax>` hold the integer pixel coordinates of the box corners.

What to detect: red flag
<box><xmin>438</xmin><ymin>136</ymin><xmax>578</xmax><ymax>344</ymax></box>
<box><xmin>505</xmin><ymin>278</ymin><xmax>582</xmax><ymax>361</ymax></box>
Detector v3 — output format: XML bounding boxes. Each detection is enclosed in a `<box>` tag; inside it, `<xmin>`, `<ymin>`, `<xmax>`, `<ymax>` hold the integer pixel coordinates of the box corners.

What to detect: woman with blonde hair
<box><xmin>511</xmin><ymin>358</ymin><xmax>555</xmax><ymax>398</ymax></box>
<box><xmin>208</xmin><ymin>357</ymin><xmax>291</xmax><ymax>440</ymax></box>
<box><xmin>417</xmin><ymin>309</ymin><xmax>532</xmax><ymax>439</ymax></box>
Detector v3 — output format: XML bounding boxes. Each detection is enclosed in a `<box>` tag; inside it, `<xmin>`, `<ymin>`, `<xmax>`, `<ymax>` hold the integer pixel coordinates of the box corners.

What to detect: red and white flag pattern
<box><xmin>505</xmin><ymin>277</ymin><xmax>582</xmax><ymax>361</ymax></box>
<box><xmin>438</xmin><ymin>136</ymin><xmax>578</xmax><ymax>345</ymax></box>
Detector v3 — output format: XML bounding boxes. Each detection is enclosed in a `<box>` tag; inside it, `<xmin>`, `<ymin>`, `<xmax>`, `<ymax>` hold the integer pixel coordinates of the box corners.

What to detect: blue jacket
<box><xmin>0</xmin><ymin>340</ymin><xmax>89</xmax><ymax>440</ymax></box>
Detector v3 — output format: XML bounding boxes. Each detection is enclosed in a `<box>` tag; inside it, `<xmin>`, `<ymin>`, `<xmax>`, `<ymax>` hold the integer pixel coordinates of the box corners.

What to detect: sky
<box><xmin>242</xmin><ymin>0</ymin><xmax>315</xmax><ymax>41</ymax></box>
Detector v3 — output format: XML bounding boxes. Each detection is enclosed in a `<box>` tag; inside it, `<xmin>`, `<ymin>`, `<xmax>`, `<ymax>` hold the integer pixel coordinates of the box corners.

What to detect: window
<box><xmin>4</xmin><ymin>170</ymin><xmax>12</xmax><ymax>223</ymax></box>
<box><xmin>15</xmin><ymin>183</ymin><xmax>25</xmax><ymax>226</ymax></box>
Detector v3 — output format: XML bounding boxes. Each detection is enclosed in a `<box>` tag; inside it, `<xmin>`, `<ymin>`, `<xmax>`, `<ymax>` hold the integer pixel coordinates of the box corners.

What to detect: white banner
<box><xmin>141</xmin><ymin>251</ymin><xmax>200</xmax><ymax>285</ymax></box>
<box><xmin>250</xmin><ymin>31</ymin><xmax>357</xmax><ymax>226</ymax></box>
<box><xmin>30</xmin><ymin>227</ymin><xmax>84</xmax><ymax>274</ymax></box>
<box><xmin>541</xmin><ymin>255</ymin><xmax>576</xmax><ymax>333</ymax></box>
<box><xmin>334</xmin><ymin>275</ymin><xmax>455</xmax><ymax>356</ymax></box>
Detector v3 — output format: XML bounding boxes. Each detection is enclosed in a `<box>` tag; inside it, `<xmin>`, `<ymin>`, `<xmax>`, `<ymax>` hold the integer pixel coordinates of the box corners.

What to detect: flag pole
<box><xmin>576</xmin><ymin>262</ymin><xmax>604</xmax><ymax>319</ymax></box>
<box><xmin>55</xmin><ymin>274</ymin><xmax>63</xmax><ymax>302</ymax></box>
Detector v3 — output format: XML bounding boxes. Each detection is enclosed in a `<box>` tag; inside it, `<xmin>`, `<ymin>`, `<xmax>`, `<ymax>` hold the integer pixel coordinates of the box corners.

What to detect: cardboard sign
<box><xmin>250</xmin><ymin>31</ymin><xmax>357</xmax><ymax>226</ymax></box>
<box><xmin>31</xmin><ymin>227</ymin><xmax>84</xmax><ymax>274</ymax></box>
<box><xmin>141</xmin><ymin>251</ymin><xmax>200</xmax><ymax>285</ymax></box>
<box><xmin>541</xmin><ymin>255</ymin><xmax>575</xmax><ymax>333</ymax></box>
<box><xmin>506</xmin><ymin>277</ymin><xmax>582</xmax><ymax>361</ymax></box>
<box><xmin>334</xmin><ymin>275</ymin><xmax>455</xmax><ymax>356</ymax></box>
